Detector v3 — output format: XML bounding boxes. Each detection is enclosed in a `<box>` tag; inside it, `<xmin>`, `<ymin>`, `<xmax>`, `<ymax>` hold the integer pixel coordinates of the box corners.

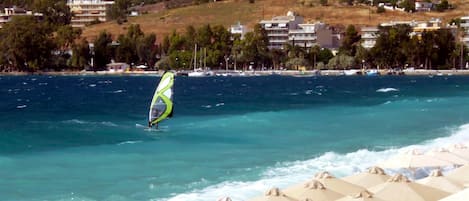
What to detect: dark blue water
<box><xmin>1</xmin><ymin>75</ymin><xmax>469</xmax><ymax>201</ymax></box>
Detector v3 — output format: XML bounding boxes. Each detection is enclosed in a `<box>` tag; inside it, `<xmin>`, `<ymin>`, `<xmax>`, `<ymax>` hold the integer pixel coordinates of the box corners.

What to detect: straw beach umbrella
<box><xmin>342</xmin><ymin>166</ymin><xmax>390</xmax><ymax>188</ymax></box>
<box><xmin>335</xmin><ymin>190</ymin><xmax>387</xmax><ymax>201</ymax></box>
<box><xmin>312</xmin><ymin>171</ymin><xmax>364</xmax><ymax>196</ymax></box>
<box><xmin>438</xmin><ymin>188</ymin><xmax>469</xmax><ymax>201</ymax></box>
<box><xmin>447</xmin><ymin>144</ymin><xmax>469</xmax><ymax>160</ymax></box>
<box><xmin>445</xmin><ymin>165</ymin><xmax>469</xmax><ymax>186</ymax></box>
<box><xmin>249</xmin><ymin>188</ymin><xmax>298</xmax><ymax>201</ymax></box>
<box><xmin>368</xmin><ymin>174</ymin><xmax>450</xmax><ymax>201</ymax></box>
<box><xmin>283</xmin><ymin>179</ymin><xmax>344</xmax><ymax>201</ymax></box>
<box><xmin>416</xmin><ymin>169</ymin><xmax>465</xmax><ymax>193</ymax></box>
<box><xmin>425</xmin><ymin>148</ymin><xmax>469</xmax><ymax>166</ymax></box>
<box><xmin>378</xmin><ymin>149</ymin><xmax>454</xmax><ymax>169</ymax></box>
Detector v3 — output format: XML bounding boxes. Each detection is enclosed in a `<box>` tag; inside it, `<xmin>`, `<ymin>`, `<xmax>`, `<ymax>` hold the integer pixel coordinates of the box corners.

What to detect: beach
<box><xmin>1</xmin><ymin>75</ymin><xmax>469</xmax><ymax>201</ymax></box>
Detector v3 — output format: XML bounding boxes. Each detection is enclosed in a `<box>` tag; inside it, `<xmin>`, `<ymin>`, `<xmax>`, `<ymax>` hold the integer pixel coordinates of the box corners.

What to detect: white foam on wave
<box><xmin>63</xmin><ymin>119</ymin><xmax>87</xmax><ymax>124</ymax></box>
<box><xmin>376</xmin><ymin>88</ymin><xmax>399</xmax><ymax>93</ymax></box>
<box><xmin>111</xmin><ymin>90</ymin><xmax>125</xmax><ymax>93</ymax></box>
<box><xmin>16</xmin><ymin>105</ymin><xmax>27</xmax><ymax>109</ymax></box>
<box><xmin>161</xmin><ymin>123</ymin><xmax>469</xmax><ymax>201</ymax></box>
<box><xmin>98</xmin><ymin>80</ymin><xmax>112</xmax><ymax>84</ymax></box>
<box><xmin>117</xmin><ymin>140</ymin><xmax>143</xmax><ymax>145</ymax></box>
<box><xmin>305</xmin><ymin>90</ymin><xmax>322</xmax><ymax>96</ymax></box>
<box><xmin>62</xmin><ymin>119</ymin><xmax>118</xmax><ymax>127</ymax></box>
<box><xmin>101</xmin><ymin>121</ymin><xmax>118</xmax><ymax>127</ymax></box>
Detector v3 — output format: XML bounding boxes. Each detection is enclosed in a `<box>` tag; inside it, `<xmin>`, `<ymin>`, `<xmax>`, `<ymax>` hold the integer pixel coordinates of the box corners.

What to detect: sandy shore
<box><xmin>2</xmin><ymin>69</ymin><xmax>469</xmax><ymax>76</ymax></box>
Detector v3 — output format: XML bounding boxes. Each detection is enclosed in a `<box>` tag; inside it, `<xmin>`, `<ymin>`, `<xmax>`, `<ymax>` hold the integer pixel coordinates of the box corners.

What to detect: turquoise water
<box><xmin>1</xmin><ymin>75</ymin><xmax>469</xmax><ymax>201</ymax></box>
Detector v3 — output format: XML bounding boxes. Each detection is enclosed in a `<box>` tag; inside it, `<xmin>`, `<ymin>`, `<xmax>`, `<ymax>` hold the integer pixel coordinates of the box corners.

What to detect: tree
<box><xmin>107</xmin><ymin>0</ymin><xmax>132</xmax><ymax>23</ymax></box>
<box><xmin>327</xmin><ymin>54</ymin><xmax>354</xmax><ymax>69</ymax></box>
<box><xmin>115</xmin><ymin>24</ymin><xmax>144</xmax><ymax>64</ymax></box>
<box><xmin>0</xmin><ymin>16</ymin><xmax>55</xmax><ymax>71</ymax></box>
<box><xmin>435</xmin><ymin>0</ymin><xmax>449</xmax><ymax>12</ymax></box>
<box><xmin>399</xmin><ymin>0</ymin><xmax>415</xmax><ymax>12</ymax></box>
<box><xmin>161</xmin><ymin>35</ymin><xmax>170</xmax><ymax>54</ymax></box>
<box><xmin>433</xmin><ymin>29</ymin><xmax>456</xmax><ymax>69</ymax></box>
<box><xmin>137</xmin><ymin>33</ymin><xmax>158</xmax><ymax>68</ymax></box>
<box><xmin>93</xmin><ymin>31</ymin><xmax>113</xmax><ymax>70</ymax></box>
<box><xmin>317</xmin><ymin>48</ymin><xmax>333</xmax><ymax>65</ymax></box>
<box><xmin>33</xmin><ymin>0</ymin><xmax>71</xmax><ymax>29</ymax></box>
<box><xmin>309</xmin><ymin>45</ymin><xmax>321</xmax><ymax>68</ymax></box>
<box><xmin>56</xmin><ymin>25</ymin><xmax>82</xmax><ymax>50</ymax></box>
<box><xmin>339</xmin><ymin>25</ymin><xmax>361</xmax><ymax>56</ymax></box>
<box><xmin>286</xmin><ymin>57</ymin><xmax>309</xmax><ymax>70</ymax></box>
<box><xmin>71</xmin><ymin>38</ymin><xmax>91</xmax><ymax>69</ymax></box>
<box><xmin>371</xmin><ymin>24</ymin><xmax>412</xmax><ymax>68</ymax></box>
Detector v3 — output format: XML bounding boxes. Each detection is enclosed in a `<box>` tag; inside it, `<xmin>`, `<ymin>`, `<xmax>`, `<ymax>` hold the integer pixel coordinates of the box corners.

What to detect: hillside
<box><xmin>81</xmin><ymin>0</ymin><xmax>469</xmax><ymax>42</ymax></box>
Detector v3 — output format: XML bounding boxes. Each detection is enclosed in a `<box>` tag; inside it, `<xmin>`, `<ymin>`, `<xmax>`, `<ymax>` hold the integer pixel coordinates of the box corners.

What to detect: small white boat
<box><xmin>366</xmin><ymin>69</ymin><xmax>379</xmax><ymax>76</ymax></box>
<box><xmin>188</xmin><ymin>71</ymin><xmax>206</xmax><ymax>77</ymax></box>
<box><xmin>344</xmin><ymin>69</ymin><xmax>359</xmax><ymax>76</ymax></box>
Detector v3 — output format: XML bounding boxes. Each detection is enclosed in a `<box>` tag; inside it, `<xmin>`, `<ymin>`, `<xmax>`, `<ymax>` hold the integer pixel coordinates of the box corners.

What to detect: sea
<box><xmin>1</xmin><ymin>75</ymin><xmax>469</xmax><ymax>201</ymax></box>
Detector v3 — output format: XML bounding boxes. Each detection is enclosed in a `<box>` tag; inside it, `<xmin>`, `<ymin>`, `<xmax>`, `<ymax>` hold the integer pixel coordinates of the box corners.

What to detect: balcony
<box><xmin>74</xmin><ymin>13</ymin><xmax>106</xmax><ymax>17</ymax></box>
<box><xmin>268</xmin><ymin>33</ymin><xmax>288</xmax><ymax>37</ymax></box>
<box><xmin>264</xmin><ymin>27</ymin><xmax>289</xmax><ymax>31</ymax></box>
<box><xmin>460</xmin><ymin>23</ymin><xmax>469</xmax><ymax>28</ymax></box>
<box><xmin>289</xmin><ymin>36</ymin><xmax>317</xmax><ymax>41</ymax></box>
<box><xmin>269</xmin><ymin>39</ymin><xmax>288</xmax><ymax>43</ymax></box>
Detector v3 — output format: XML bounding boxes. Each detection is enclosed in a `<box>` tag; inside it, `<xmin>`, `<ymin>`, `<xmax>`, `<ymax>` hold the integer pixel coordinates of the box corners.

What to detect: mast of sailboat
<box><xmin>194</xmin><ymin>44</ymin><xmax>197</xmax><ymax>71</ymax></box>
<box><xmin>204</xmin><ymin>48</ymin><xmax>207</xmax><ymax>69</ymax></box>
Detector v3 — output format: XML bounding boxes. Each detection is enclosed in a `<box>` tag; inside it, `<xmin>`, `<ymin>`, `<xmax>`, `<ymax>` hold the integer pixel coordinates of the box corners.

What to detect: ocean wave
<box><xmin>110</xmin><ymin>90</ymin><xmax>125</xmax><ymax>94</ymax></box>
<box><xmin>16</xmin><ymin>105</ymin><xmax>27</xmax><ymax>109</ymax></box>
<box><xmin>376</xmin><ymin>88</ymin><xmax>399</xmax><ymax>93</ymax></box>
<box><xmin>62</xmin><ymin>119</ymin><xmax>118</xmax><ymax>127</ymax></box>
<box><xmin>63</xmin><ymin>119</ymin><xmax>88</xmax><ymax>124</ymax></box>
<box><xmin>98</xmin><ymin>80</ymin><xmax>112</xmax><ymax>84</ymax></box>
<box><xmin>305</xmin><ymin>90</ymin><xmax>322</xmax><ymax>96</ymax></box>
<box><xmin>117</xmin><ymin>140</ymin><xmax>143</xmax><ymax>145</ymax></box>
<box><xmin>161</xmin><ymin>123</ymin><xmax>469</xmax><ymax>201</ymax></box>
<box><xmin>101</xmin><ymin>121</ymin><xmax>118</xmax><ymax>127</ymax></box>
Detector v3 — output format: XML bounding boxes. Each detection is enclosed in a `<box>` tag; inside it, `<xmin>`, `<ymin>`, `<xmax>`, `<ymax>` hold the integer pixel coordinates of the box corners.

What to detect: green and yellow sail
<box><xmin>148</xmin><ymin>72</ymin><xmax>174</xmax><ymax>127</ymax></box>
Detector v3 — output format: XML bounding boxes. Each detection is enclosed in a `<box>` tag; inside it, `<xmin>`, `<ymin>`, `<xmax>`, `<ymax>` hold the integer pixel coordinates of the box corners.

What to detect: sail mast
<box><xmin>194</xmin><ymin>44</ymin><xmax>197</xmax><ymax>71</ymax></box>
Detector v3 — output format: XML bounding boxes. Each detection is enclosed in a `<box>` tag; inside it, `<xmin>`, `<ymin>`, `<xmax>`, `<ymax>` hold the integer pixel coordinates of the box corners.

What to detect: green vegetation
<box><xmin>0</xmin><ymin>0</ymin><xmax>468</xmax><ymax>72</ymax></box>
<box><xmin>367</xmin><ymin>24</ymin><xmax>463</xmax><ymax>69</ymax></box>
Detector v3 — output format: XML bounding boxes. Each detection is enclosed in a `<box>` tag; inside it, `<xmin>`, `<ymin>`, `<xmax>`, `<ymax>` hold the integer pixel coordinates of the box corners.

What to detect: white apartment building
<box><xmin>289</xmin><ymin>23</ymin><xmax>320</xmax><ymax>48</ymax></box>
<box><xmin>461</xmin><ymin>16</ymin><xmax>469</xmax><ymax>48</ymax></box>
<box><xmin>259</xmin><ymin>11</ymin><xmax>304</xmax><ymax>49</ymax></box>
<box><xmin>361</xmin><ymin>27</ymin><xmax>379</xmax><ymax>49</ymax></box>
<box><xmin>67</xmin><ymin>0</ymin><xmax>114</xmax><ymax>28</ymax></box>
<box><xmin>230</xmin><ymin>21</ymin><xmax>247</xmax><ymax>39</ymax></box>
<box><xmin>0</xmin><ymin>7</ymin><xmax>43</xmax><ymax>28</ymax></box>
<box><xmin>288</xmin><ymin>22</ymin><xmax>335</xmax><ymax>49</ymax></box>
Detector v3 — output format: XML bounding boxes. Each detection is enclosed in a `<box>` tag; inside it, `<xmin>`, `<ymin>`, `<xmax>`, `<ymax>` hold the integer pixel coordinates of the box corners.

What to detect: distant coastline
<box><xmin>2</xmin><ymin>69</ymin><xmax>469</xmax><ymax>76</ymax></box>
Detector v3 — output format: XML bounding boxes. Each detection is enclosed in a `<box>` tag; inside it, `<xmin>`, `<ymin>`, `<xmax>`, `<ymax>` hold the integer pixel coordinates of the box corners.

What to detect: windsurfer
<box><xmin>148</xmin><ymin>121</ymin><xmax>158</xmax><ymax>129</ymax></box>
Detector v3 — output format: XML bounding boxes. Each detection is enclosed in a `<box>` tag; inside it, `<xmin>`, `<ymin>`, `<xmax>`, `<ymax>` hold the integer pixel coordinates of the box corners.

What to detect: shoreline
<box><xmin>2</xmin><ymin>69</ymin><xmax>469</xmax><ymax>76</ymax></box>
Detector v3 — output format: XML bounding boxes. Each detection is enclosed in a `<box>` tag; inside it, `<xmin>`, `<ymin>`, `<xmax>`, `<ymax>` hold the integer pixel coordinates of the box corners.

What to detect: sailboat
<box><xmin>148</xmin><ymin>71</ymin><xmax>175</xmax><ymax>128</ymax></box>
<box><xmin>188</xmin><ymin>44</ymin><xmax>213</xmax><ymax>77</ymax></box>
<box><xmin>188</xmin><ymin>44</ymin><xmax>204</xmax><ymax>77</ymax></box>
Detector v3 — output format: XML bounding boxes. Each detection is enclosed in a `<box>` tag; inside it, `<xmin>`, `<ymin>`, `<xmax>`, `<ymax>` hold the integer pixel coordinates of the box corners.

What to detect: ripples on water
<box><xmin>1</xmin><ymin>75</ymin><xmax>469</xmax><ymax>201</ymax></box>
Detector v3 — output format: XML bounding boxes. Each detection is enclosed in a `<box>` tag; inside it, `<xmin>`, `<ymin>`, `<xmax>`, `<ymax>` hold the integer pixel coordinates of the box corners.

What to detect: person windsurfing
<box><xmin>148</xmin><ymin>71</ymin><xmax>174</xmax><ymax>129</ymax></box>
